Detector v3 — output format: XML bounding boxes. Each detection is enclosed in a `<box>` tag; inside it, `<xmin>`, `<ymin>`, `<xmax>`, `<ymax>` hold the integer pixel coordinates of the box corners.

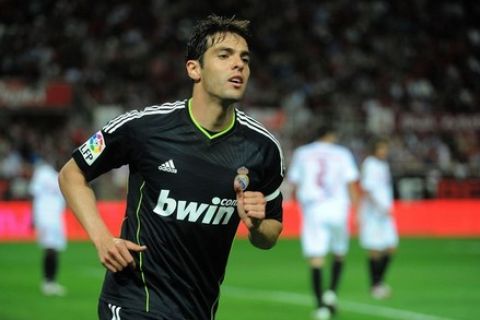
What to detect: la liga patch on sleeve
<box><xmin>79</xmin><ymin>131</ymin><xmax>106</xmax><ymax>166</ymax></box>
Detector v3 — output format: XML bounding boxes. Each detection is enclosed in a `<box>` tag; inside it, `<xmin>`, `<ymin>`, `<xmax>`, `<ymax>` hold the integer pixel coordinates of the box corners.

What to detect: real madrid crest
<box><xmin>234</xmin><ymin>166</ymin><xmax>250</xmax><ymax>191</ymax></box>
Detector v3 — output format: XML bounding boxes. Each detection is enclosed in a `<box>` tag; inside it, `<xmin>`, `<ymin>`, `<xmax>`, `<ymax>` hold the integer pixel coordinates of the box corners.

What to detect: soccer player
<box><xmin>29</xmin><ymin>156</ymin><xmax>67</xmax><ymax>296</ymax></box>
<box><xmin>58</xmin><ymin>15</ymin><xmax>284</xmax><ymax>320</ymax></box>
<box><xmin>287</xmin><ymin>125</ymin><xmax>359</xmax><ymax>320</ymax></box>
<box><xmin>359</xmin><ymin>137</ymin><xmax>398</xmax><ymax>299</ymax></box>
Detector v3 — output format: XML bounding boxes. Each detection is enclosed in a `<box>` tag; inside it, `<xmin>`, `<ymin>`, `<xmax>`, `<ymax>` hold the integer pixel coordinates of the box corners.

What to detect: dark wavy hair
<box><xmin>186</xmin><ymin>14</ymin><xmax>250</xmax><ymax>65</ymax></box>
<box><xmin>316</xmin><ymin>124</ymin><xmax>337</xmax><ymax>139</ymax></box>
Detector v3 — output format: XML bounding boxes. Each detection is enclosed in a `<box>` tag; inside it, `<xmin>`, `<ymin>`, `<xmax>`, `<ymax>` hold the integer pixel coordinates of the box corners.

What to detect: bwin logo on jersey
<box><xmin>153</xmin><ymin>189</ymin><xmax>236</xmax><ymax>224</ymax></box>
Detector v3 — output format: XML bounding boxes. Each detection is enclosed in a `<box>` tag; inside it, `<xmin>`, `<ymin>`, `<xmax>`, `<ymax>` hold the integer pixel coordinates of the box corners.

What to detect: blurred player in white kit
<box><xmin>29</xmin><ymin>156</ymin><xmax>67</xmax><ymax>296</ymax></box>
<box><xmin>287</xmin><ymin>125</ymin><xmax>359</xmax><ymax>320</ymax></box>
<box><xmin>359</xmin><ymin>137</ymin><xmax>398</xmax><ymax>299</ymax></box>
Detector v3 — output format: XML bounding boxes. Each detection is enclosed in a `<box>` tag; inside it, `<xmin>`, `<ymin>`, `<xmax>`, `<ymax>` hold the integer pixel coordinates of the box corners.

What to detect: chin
<box><xmin>225</xmin><ymin>91</ymin><xmax>245</xmax><ymax>102</ymax></box>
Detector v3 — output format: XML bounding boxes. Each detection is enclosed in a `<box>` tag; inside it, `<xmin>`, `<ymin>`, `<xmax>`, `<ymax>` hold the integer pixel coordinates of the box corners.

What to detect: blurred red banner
<box><xmin>1</xmin><ymin>200</ymin><xmax>480</xmax><ymax>241</ymax></box>
<box><xmin>0</xmin><ymin>79</ymin><xmax>72</xmax><ymax>108</ymax></box>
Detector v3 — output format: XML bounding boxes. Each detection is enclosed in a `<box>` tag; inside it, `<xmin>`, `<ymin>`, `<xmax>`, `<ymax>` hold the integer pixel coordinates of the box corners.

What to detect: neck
<box><xmin>190</xmin><ymin>92</ymin><xmax>235</xmax><ymax>132</ymax></box>
<box><xmin>319</xmin><ymin>138</ymin><xmax>335</xmax><ymax>144</ymax></box>
<box><xmin>319</xmin><ymin>134</ymin><xmax>336</xmax><ymax>144</ymax></box>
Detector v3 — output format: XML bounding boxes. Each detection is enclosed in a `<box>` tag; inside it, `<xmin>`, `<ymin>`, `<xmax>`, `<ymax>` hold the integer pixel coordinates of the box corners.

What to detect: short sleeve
<box><xmin>260</xmin><ymin>140</ymin><xmax>284</xmax><ymax>222</ymax></box>
<box><xmin>72</xmin><ymin>123</ymin><xmax>131</xmax><ymax>182</ymax></box>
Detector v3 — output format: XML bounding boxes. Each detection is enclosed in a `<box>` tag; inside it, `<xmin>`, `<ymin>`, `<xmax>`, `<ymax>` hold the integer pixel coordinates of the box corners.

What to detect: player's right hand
<box><xmin>96</xmin><ymin>237</ymin><xmax>147</xmax><ymax>272</ymax></box>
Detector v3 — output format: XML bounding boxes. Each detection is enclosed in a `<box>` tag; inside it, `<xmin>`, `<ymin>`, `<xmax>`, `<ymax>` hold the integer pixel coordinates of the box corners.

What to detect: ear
<box><xmin>186</xmin><ymin>60</ymin><xmax>201</xmax><ymax>82</ymax></box>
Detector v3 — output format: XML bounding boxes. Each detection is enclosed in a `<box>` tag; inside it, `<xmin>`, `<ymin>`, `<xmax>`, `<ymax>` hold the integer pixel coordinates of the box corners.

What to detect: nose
<box><xmin>232</xmin><ymin>55</ymin><xmax>245</xmax><ymax>70</ymax></box>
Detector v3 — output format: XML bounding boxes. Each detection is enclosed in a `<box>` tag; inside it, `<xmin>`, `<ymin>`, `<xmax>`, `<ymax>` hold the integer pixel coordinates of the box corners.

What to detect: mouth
<box><xmin>228</xmin><ymin>76</ymin><xmax>244</xmax><ymax>87</ymax></box>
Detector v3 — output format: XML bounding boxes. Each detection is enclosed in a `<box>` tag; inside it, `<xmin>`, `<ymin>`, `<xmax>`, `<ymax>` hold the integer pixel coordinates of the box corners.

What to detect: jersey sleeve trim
<box><xmin>103</xmin><ymin>101</ymin><xmax>186</xmax><ymax>134</ymax></box>
<box><xmin>265</xmin><ymin>188</ymin><xmax>281</xmax><ymax>202</ymax></box>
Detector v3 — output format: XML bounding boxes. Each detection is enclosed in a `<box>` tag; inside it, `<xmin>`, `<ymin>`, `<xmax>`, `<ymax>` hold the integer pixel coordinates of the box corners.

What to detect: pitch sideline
<box><xmin>221</xmin><ymin>286</ymin><xmax>456</xmax><ymax>320</ymax></box>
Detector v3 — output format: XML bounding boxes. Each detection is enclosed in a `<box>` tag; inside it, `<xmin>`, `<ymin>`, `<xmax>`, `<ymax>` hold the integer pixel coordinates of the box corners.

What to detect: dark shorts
<box><xmin>98</xmin><ymin>300</ymin><xmax>170</xmax><ymax>320</ymax></box>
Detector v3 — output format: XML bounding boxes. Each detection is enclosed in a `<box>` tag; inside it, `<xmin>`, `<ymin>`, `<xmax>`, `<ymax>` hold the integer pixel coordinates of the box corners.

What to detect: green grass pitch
<box><xmin>0</xmin><ymin>238</ymin><xmax>479</xmax><ymax>320</ymax></box>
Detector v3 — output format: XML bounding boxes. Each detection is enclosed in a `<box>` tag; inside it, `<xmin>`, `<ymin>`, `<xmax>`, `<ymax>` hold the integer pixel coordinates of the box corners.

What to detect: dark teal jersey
<box><xmin>72</xmin><ymin>99</ymin><xmax>284</xmax><ymax>320</ymax></box>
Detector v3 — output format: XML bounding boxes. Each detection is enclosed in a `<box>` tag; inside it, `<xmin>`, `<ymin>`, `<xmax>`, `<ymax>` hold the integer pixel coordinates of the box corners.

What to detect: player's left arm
<box><xmin>361</xmin><ymin>161</ymin><xmax>391</xmax><ymax>214</ymax></box>
<box><xmin>249</xmin><ymin>218</ymin><xmax>282</xmax><ymax>250</ymax></box>
<box><xmin>235</xmin><ymin>182</ymin><xmax>282</xmax><ymax>249</ymax></box>
<box><xmin>345</xmin><ymin>149</ymin><xmax>360</xmax><ymax>209</ymax></box>
<box><xmin>236</xmin><ymin>137</ymin><xmax>285</xmax><ymax>249</ymax></box>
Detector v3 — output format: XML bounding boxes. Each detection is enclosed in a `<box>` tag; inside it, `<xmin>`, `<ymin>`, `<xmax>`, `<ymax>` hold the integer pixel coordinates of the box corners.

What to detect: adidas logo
<box><xmin>158</xmin><ymin>159</ymin><xmax>177</xmax><ymax>174</ymax></box>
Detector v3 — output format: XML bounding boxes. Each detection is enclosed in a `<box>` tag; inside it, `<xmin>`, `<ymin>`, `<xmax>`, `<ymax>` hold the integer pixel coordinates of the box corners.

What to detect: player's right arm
<box><xmin>58</xmin><ymin>158</ymin><xmax>145</xmax><ymax>272</ymax></box>
<box><xmin>348</xmin><ymin>181</ymin><xmax>360</xmax><ymax>210</ymax></box>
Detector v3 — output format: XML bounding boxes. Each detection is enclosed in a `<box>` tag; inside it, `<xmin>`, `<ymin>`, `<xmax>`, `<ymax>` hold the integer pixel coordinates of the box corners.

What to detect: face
<box><xmin>375</xmin><ymin>143</ymin><xmax>389</xmax><ymax>160</ymax></box>
<box><xmin>188</xmin><ymin>32</ymin><xmax>250</xmax><ymax>104</ymax></box>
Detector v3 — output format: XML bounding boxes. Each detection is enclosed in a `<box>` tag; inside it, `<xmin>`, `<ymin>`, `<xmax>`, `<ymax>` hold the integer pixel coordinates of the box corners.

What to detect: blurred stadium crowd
<box><xmin>1</xmin><ymin>0</ymin><xmax>479</xmax><ymax>200</ymax></box>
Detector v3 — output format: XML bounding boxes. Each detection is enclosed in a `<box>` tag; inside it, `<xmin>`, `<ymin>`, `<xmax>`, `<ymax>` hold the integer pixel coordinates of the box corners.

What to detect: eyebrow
<box><xmin>214</xmin><ymin>47</ymin><xmax>250</xmax><ymax>57</ymax></box>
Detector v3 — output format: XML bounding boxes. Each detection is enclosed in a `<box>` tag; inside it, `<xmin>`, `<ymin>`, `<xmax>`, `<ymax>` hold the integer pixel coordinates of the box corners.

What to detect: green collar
<box><xmin>188</xmin><ymin>98</ymin><xmax>236</xmax><ymax>139</ymax></box>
